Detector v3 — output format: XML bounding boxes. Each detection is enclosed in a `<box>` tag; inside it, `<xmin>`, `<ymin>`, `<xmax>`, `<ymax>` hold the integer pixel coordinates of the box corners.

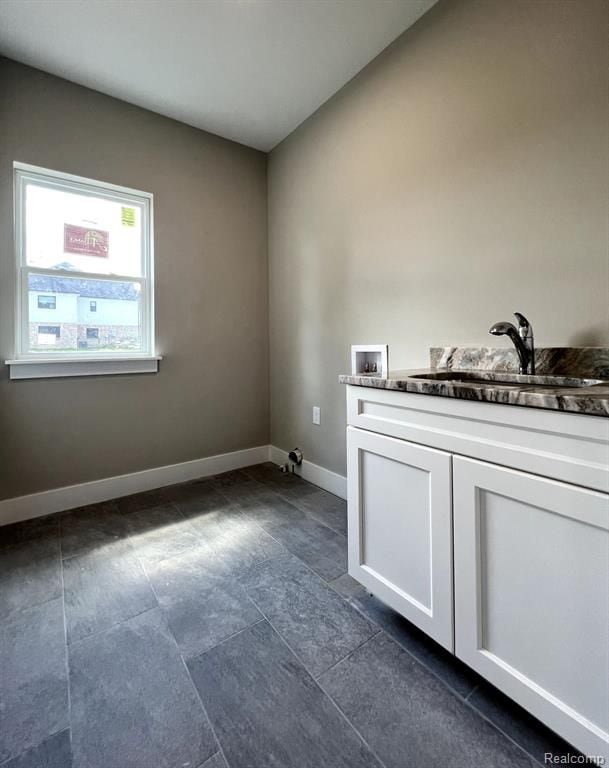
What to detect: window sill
<box><xmin>5</xmin><ymin>356</ymin><xmax>162</xmax><ymax>380</ymax></box>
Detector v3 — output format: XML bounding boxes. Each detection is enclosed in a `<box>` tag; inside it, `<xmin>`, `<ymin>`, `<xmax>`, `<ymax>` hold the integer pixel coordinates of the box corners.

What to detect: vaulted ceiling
<box><xmin>0</xmin><ymin>0</ymin><xmax>436</xmax><ymax>150</ymax></box>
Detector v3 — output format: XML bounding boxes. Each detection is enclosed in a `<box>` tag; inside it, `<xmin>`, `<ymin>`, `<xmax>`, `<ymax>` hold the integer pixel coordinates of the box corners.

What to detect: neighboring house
<box><xmin>28</xmin><ymin>273</ymin><xmax>140</xmax><ymax>351</ymax></box>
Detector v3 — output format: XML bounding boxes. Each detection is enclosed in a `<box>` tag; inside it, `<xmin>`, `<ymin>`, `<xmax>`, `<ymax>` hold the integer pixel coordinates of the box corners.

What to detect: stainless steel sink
<box><xmin>409</xmin><ymin>371</ymin><xmax>608</xmax><ymax>389</ymax></box>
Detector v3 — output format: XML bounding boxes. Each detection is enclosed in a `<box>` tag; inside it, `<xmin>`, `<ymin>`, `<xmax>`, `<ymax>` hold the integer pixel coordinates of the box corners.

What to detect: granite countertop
<box><xmin>339</xmin><ymin>347</ymin><xmax>609</xmax><ymax>417</ymax></box>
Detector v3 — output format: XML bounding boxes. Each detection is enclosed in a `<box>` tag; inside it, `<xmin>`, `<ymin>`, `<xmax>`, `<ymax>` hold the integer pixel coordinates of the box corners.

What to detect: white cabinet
<box><xmin>453</xmin><ymin>456</ymin><xmax>609</xmax><ymax>760</ymax></box>
<box><xmin>347</xmin><ymin>426</ymin><xmax>454</xmax><ymax>651</ymax></box>
<box><xmin>345</xmin><ymin>385</ymin><xmax>609</xmax><ymax>761</ymax></box>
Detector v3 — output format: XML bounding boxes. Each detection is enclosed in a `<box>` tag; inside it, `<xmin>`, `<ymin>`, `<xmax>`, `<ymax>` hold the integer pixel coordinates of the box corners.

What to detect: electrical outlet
<box><xmin>312</xmin><ymin>406</ymin><xmax>321</xmax><ymax>425</ymax></box>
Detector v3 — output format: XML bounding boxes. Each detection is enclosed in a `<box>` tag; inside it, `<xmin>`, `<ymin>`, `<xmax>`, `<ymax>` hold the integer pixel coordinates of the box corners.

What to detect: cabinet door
<box><xmin>347</xmin><ymin>426</ymin><xmax>453</xmax><ymax>651</ymax></box>
<box><xmin>453</xmin><ymin>456</ymin><xmax>609</xmax><ymax>761</ymax></box>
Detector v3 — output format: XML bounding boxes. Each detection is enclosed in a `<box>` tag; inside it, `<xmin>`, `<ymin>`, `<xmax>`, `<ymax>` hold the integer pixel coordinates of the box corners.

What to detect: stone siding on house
<box><xmin>29</xmin><ymin>323</ymin><xmax>139</xmax><ymax>351</ymax></box>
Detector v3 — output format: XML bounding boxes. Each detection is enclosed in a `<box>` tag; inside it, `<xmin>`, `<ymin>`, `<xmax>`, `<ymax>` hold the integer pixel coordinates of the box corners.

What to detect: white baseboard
<box><xmin>0</xmin><ymin>444</ymin><xmax>347</xmax><ymax>528</ymax></box>
<box><xmin>269</xmin><ymin>445</ymin><xmax>347</xmax><ymax>500</ymax></box>
<box><xmin>0</xmin><ymin>445</ymin><xmax>271</xmax><ymax>527</ymax></box>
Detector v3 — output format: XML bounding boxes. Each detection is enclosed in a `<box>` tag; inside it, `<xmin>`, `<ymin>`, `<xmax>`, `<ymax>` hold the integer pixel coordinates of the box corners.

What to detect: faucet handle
<box><xmin>513</xmin><ymin>312</ymin><xmax>533</xmax><ymax>339</ymax></box>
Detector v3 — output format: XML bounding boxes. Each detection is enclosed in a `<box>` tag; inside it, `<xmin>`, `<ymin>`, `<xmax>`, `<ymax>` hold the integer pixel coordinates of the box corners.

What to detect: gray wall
<box><xmin>0</xmin><ymin>58</ymin><xmax>269</xmax><ymax>500</ymax></box>
<box><xmin>268</xmin><ymin>0</ymin><xmax>609</xmax><ymax>477</ymax></box>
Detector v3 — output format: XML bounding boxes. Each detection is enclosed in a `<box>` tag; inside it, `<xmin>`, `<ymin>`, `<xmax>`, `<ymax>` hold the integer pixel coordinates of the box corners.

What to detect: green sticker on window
<box><xmin>121</xmin><ymin>207</ymin><xmax>136</xmax><ymax>227</ymax></box>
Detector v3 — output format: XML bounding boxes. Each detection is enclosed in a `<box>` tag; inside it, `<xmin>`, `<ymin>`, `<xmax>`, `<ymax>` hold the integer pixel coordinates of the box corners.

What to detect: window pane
<box><xmin>27</xmin><ymin>273</ymin><xmax>143</xmax><ymax>353</ymax></box>
<box><xmin>24</xmin><ymin>182</ymin><xmax>144</xmax><ymax>277</ymax></box>
<box><xmin>37</xmin><ymin>295</ymin><xmax>56</xmax><ymax>309</ymax></box>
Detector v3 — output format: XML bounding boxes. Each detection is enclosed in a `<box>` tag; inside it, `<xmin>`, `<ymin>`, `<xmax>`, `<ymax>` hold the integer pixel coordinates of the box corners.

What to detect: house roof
<box><xmin>30</xmin><ymin>273</ymin><xmax>139</xmax><ymax>301</ymax></box>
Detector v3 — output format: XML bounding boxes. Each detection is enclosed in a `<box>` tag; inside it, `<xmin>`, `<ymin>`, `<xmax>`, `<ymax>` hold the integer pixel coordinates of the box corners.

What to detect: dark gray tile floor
<box><xmin>0</xmin><ymin>462</ymin><xmax>578</xmax><ymax>768</ymax></box>
<box><xmin>1</xmin><ymin>599</ymin><xmax>68</xmax><ymax>764</ymax></box>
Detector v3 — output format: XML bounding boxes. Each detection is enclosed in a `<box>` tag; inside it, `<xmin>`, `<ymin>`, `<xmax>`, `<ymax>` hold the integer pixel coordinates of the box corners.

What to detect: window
<box><xmin>37</xmin><ymin>325</ymin><xmax>60</xmax><ymax>347</ymax></box>
<box><xmin>9</xmin><ymin>163</ymin><xmax>158</xmax><ymax>379</ymax></box>
<box><xmin>38</xmin><ymin>325</ymin><xmax>60</xmax><ymax>337</ymax></box>
<box><xmin>37</xmin><ymin>295</ymin><xmax>56</xmax><ymax>310</ymax></box>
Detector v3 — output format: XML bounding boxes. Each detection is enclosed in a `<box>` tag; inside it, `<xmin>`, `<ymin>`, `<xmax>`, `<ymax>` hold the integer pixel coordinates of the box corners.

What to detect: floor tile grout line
<box><xmin>239</xmin><ymin>466</ymin><xmax>277</xmax><ymax>485</ymax></box>
<box><xmin>66</xmin><ymin>604</ymin><xmax>159</xmax><ymax>649</ymax></box>
<box><xmin>234</xmin><ymin>481</ymin><xmax>348</xmax><ymax>558</ymax></box>
<box><xmin>239</xmin><ymin>591</ymin><xmax>321</xmax><ymax>681</ymax></box>
<box><xmin>186</xmin><ymin>614</ymin><xmax>266</xmax><ymax>663</ymax></box>
<box><xmin>334</xmin><ymin>589</ymin><xmax>483</xmax><ymax>705</ymax></box>
<box><xmin>313</xmin><ymin>629</ymin><xmax>384</xmax><ymax>682</ymax></box>
<box><xmin>0</xmin><ymin>728</ymin><xmax>72</xmax><ymax>768</ymax></box>
<box><xmin>316</xmin><ymin>621</ymin><xmax>543</xmax><ymax>768</ymax></box>
<box><xmin>321</xmin><ymin>569</ymin><xmax>490</xmax><ymax>707</ymax></box>
<box><xmin>250</xmin><ymin>517</ymin><xmax>350</xmax><ymax>596</ymax></box>
<box><xmin>460</xmin><ymin>690</ymin><xmax>549</xmax><ymax>767</ymax></box>
<box><xmin>60</xmin><ymin>501</ymin><xmax>137</xmax><ymax>563</ymax></box>
<box><xmin>464</xmin><ymin>684</ymin><xmax>479</xmax><ymax>702</ymax></box>
<box><xmin>273</xmin><ymin>487</ymin><xmax>348</xmax><ymax>540</ymax></box>
<box><xmin>241</xmin><ymin>463</ymin><xmax>344</xmax><ymax>506</ymax></box>
<box><xmin>213</xmin><ymin>486</ymin><xmax>298</xmax><ymax>563</ymax></box>
<box><xmin>1</xmin><ymin>519</ymin><xmax>65</xmax><ymax>768</ymax></box>
<box><xmin>237</xmin><ymin>590</ymin><xmax>389</xmax><ymax>765</ymax></box>
<box><xmin>141</xmin><ymin>551</ymin><xmax>192</xmax><ymax>575</ymax></box>
<box><xmin>1</xmin><ymin>519</ymin><xmax>64</xmax><ymax>626</ymax></box>
<box><xmin>178</xmin><ymin>651</ymin><xmax>233</xmax><ymax>768</ymax></box>
<box><xmin>122</xmin><ymin>478</ymin><xmax>295</xmax><ymax>586</ymax></box>
<box><xmin>118</xmin><ymin>496</ymin><xmax>204</xmax><ymax>572</ymax></box>
<box><xmin>275</xmin><ymin>533</ymin><xmax>344</xmax><ymax>587</ymax></box>
<box><xmin>185</xmin><ymin>618</ymin><xmax>267</xmax><ymax>663</ymax></box>
<box><xmin>133</xmin><ymin>540</ymin><xmax>200</xmax><ymax>572</ymax></box>
<box><xmin>161</xmin><ymin>498</ymin><xmax>201</xmax><ymax>531</ymax></box>
<box><xmin>57</xmin><ymin>518</ymin><xmax>73</xmax><ymax>754</ymax></box>
<box><xmin>215</xmin><ymin>484</ymin><xmax>348</xmax><ymax>586</ymax></box>
<box><xmin>138</xmin><ymin>530</ymin><xmax>286</xmax><ymax>581</ymax></box>
<box><xmin>233</xmin><ymin>527</ymin><xmax>376</xmax><ymax>670</ymax></box>
<box><xmin>233</xmin><ymin>472</ymin><xmax>348</xmax><ymax>541</ymax></box>
<box><xmin>238</xmin><ymin>550</ymin><xmax>381</xmax><ymax>683</ymax></box>
<box><xmin>314</xmin><ymin>658</ymin><xmax>392</xmax><ymax>768</ymax></box>
<box><xmin>60</xmin><ymin>538</ymin><xmax>135</xmax><ymax>563</ymax></box>
<box><xmin>217</xmin><ymin>479</ymin><xmax>388</xmax><ymax>680</ymax></box>
<box><xmin>134</xmin><ymin>493</ymin><xmax>289</xmax><ymax>574</ymax></box>
<box><xmin>1</xmin><ymin>593</ymin><xmax>64</xmax><ymax>627</ymax></box>
<box><xmin>122</xmin><ymin>498</ymin><xmax>199</xmax><ymax>546</ymax></box>
<box><xmin>261</xmin><ymin>494</ymin><xmax>547</xmax><ymax>764</ymax></box>
<box><xmin>257</xmin><ymin>613</ymin><xmax>390</xmax><ymax>768</ymax></box>
<box><xmin>323</xmin><ymin>594</ymin><xmax>547</xmax><ymax>767</ymax></box>
<box><xmin>137</xmin><ymin>553</ymin><xmax>232</xmax><ymax>767</ymax></box>
<box><xmin>274</xmin><ymin>586</ymin><xmax>539</xmax><ymax>768</ymax></box>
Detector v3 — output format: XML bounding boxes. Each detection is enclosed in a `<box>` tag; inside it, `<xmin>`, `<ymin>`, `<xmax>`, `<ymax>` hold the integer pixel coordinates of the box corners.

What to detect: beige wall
<box><xmin>268</xmin><ymin>0</ymin><xmax>609</xmax><ymax>476</ymax></box>
<box><xmin>1</xmin><ymin>0</ymin><xmax>608</xmax><ymax>498</ymax></box>
<box><xmin>0</xmin><ymin>58</ymin><xmax>269</xmax><ymax>500</ymax></box>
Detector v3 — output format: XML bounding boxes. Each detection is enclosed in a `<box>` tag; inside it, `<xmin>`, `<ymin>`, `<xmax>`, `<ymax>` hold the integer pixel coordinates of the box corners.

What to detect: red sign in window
<box><xmin>64</xmin><ymin>224</ymin><xmax>109</xmax><ymax>257</ymax></box>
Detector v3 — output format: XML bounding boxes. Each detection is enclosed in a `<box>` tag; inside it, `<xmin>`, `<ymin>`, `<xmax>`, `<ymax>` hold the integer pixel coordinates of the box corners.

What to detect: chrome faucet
<box><xmin>489</xmin><ymin>312</ymin><xmax>535</xmax><ymax>375</ymax></box>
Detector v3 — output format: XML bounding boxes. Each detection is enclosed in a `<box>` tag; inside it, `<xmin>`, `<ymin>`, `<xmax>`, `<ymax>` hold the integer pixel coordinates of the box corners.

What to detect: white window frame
<box><xmin>7</xmin><ymin>162</ymin><xmax>161</xmax><ymax>379</ymax></box>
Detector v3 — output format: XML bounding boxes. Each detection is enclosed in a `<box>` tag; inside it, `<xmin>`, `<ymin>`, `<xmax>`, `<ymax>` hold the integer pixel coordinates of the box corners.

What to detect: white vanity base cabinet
<box><xmin>347</xmin><ymin>426</ymin><xmax>454</xmax><ymax>651</ymax></box>
<box><xmin>453</xmin><ymin>456</ymin><xmax>609</xmax><ymax>762</ymax></box>
<box><xmin>345</xmin><ymin>385</ymin><xmax>609</xmax><ymax>761</ymax></box>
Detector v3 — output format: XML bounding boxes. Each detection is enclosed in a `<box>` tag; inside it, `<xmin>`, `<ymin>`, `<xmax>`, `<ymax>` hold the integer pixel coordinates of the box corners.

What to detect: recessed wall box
<box><xmin>351</xmin><ymin>344</ymin><xmax>388</xmax><ymax>378</ymax></box>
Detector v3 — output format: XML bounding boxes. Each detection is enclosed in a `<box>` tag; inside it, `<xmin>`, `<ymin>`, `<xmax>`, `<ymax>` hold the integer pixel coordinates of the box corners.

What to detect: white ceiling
<box><xmin>0</xmin><ymin>0</ymin><xmax>436</xmax><ymax>151</ymax></box>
